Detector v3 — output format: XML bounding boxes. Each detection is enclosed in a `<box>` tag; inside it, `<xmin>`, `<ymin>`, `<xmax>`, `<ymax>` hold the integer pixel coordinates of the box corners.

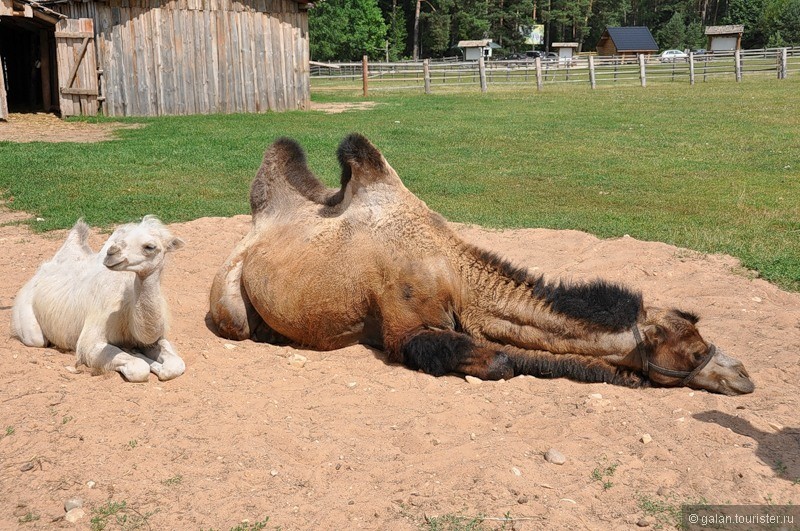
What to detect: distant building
<box><xmin>705</xmin><ymin>25</ymin><xmax>744</xmax><ymax>52</ymax></box>
<box><xmin>551</xmin><ymin>42</ymin><xmax>579</xmax><ymax>63</ymax></box>
<box><xmin>595</xmin><ymin>27</ymin><xmax>659</xmax><ymax>61</ymax></box>
<box><xmin>457</xmin><ymin>39</ymin><xmax>497</xmax><ymax>61</ymax></box>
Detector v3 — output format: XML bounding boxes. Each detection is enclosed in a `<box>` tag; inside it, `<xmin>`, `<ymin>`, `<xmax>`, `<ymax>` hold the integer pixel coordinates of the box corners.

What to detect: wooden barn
<box><xmin>595</xmin><ymin>26</ymin><xmax>658</xmax><ymax>61</ymax></box>
<box><xmin>0</xmin><ymin>0</ymin><xmax>310</xmax><ymax>119</ymax></box>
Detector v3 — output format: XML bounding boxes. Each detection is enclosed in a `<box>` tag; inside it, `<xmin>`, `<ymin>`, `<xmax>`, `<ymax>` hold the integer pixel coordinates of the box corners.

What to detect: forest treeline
<box><xmin>308</xmin><ymin>0</ymin><xmax>800</xmax><ymax>61</ymax></box>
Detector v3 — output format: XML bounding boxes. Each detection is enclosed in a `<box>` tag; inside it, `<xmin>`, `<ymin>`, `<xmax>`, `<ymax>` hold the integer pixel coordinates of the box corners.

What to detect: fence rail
<box><xmin>310</xmin><ymin>48</ymin><xmax>800</xmax><ymax>94</ymax></box>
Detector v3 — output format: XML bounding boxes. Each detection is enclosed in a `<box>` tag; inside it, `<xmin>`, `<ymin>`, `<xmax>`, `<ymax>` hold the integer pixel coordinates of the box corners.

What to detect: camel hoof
<box><xmin>485</xmin><ymin>352</ymin><xmax>514</xmax><ymax>380</ymax></box>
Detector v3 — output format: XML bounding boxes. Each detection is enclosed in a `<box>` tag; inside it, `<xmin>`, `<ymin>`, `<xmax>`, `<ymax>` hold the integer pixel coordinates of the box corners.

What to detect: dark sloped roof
<box><xmin>605</xmin><ymin>27</ymin><xmax>658</xmax><ymax>52</ymax></box>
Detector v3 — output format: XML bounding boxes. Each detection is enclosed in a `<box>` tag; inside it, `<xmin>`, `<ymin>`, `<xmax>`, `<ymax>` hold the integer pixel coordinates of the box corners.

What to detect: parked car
<box><xmin>660</xmin><ymin>49</ymin><xmax>688</xmax><ymax>62</ymax></box>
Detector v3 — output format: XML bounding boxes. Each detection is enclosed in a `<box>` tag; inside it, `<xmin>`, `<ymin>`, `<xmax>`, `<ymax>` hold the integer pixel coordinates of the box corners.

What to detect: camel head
<box><xmin>103</xmin><ymin>215</ymin><xmax>185</xmax><ymax>276</ymax></box>
<box><xmin>638</xmin><ymin>308</ymin><xmax>754</xmax><ymax>395</ymax></box>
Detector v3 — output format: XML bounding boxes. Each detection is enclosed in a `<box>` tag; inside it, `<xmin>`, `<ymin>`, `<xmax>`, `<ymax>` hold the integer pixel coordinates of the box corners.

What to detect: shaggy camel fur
<box><xmin>11</xmin><ymin>216</ymin><xmax>185</xmax><ymax>382</ymax></box>
<box><xmin>210</xmin><ymin>134</ymin><xmax>754</xmax><ymax>395</ymax></box>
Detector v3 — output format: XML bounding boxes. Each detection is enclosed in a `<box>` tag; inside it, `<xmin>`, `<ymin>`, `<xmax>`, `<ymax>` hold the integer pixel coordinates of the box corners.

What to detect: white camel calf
<box><xmin>11</xmin><ymin>216</ymin><xmax>186</xmax><ymax>382</ymax></box>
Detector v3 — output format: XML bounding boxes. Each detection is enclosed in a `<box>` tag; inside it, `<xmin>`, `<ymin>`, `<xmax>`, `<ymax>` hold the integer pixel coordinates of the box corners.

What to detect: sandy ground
<box><xmin>1</xmin><ymin>112</ymin><xmax>799</xmax><ymax>529</ymax></box>
<box><xmin>1</xmin><ymin>209</ymin><xmax>799</xmax><ymax>530</ymax></box>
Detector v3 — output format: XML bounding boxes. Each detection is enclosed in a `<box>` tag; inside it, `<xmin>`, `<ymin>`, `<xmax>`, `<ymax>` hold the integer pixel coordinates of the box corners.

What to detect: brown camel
<box><xmin>209</xmin><ymin>134</ymin><xmax>754</xmax><ymax>395</ymax></box>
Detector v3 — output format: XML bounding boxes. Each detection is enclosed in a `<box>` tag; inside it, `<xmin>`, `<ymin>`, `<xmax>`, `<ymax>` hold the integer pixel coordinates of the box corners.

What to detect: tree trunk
<box><xmin>413</xmin><ymin>0</ymin><xmax>421</xmax><ymax>61</ymax></box>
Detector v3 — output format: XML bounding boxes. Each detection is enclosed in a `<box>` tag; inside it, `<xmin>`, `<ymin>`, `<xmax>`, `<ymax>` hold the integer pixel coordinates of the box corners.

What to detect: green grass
<box><xmin>89</xmin><ymin>500</ymin><xmax>156</xmax><ymax>531</ymax></box>
<box><xmin>1</xmin><ymin>78</ymin><xmax>798</xmax><ymax>290</ymax></box>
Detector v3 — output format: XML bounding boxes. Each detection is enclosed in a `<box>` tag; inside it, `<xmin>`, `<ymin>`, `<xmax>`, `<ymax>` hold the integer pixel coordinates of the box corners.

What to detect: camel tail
<box><xmin>250</xmin><ymin>137</ymin><xmax>333</xmax><ymax>215</ymax></box>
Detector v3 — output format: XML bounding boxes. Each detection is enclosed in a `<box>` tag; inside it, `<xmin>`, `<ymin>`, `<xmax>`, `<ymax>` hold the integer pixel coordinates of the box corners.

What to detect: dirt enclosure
<box><xmin>1</xmin><ymin>111</ymin><xmax>799</xmax><ymax>529</ymax></box>
<box><xmin>1</xmin><ymin>206</ymin><xmax>799</xmax><ymax>530</ymax></box>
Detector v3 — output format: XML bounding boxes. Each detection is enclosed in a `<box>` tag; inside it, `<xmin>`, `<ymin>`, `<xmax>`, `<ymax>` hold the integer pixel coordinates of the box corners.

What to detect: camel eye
<box><xmin>143</xmin><ymin>243</ymin><xmax>158</xmax><ymax>252</ymax></box>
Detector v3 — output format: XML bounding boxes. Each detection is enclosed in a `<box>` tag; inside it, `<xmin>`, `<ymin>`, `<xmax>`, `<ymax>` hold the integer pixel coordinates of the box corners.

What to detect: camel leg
<box><xmin>140</xmin><ymin>339</ymin><xmax>186</xmax><ymax>381</ymax></box>
<box><xmin>77</xmin><ymin>330</ymin><xmax>151</xmax><ymax>383</ymax></box>
<box><xmin>209</xmin><ymin>242</ymin><xmax>265</xmax><ymax>341</ymax></box>
<box><xmin>10</xmin><ymin>284</ymin><xmax>49</xmax><ymax>348</ymax></box>
<box><xmin>504</xmin><ymin>346</ymin><xmax>647</xmax><ymax>388</ymax></box>
<box><xmin>395</xmin><ymin>329</ymin><xmax>514</xmax><ymax>380</ymax></box>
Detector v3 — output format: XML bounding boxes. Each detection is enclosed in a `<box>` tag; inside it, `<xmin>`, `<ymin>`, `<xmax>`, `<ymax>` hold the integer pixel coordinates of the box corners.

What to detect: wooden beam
<box><xmin>61</xmin><ymin>87</ymin><xmax>99</xmax><ymax>95</ymax></box>
<box><xmin>64</xmin><ymin>36</ymin><xmax>89</xmax><ymax>89</ymax></box>
<box><xmin>54</xmin><ymin>31</ymin><xmax>94</xmax><ymax>39</ymax></box>
<box><xmin>32</xmin><ymin>9</ymin><xmax>59</xmax><ymax>24</ymax></box>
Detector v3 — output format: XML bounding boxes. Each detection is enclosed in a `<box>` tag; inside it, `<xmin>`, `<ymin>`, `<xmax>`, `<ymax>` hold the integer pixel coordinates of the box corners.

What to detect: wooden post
<box><xmin>689</xmin><ymin>52</ymin><xmax>695</xmax><ymax>85</ymax></box>
<box><xmin>362</xmin><ymin>55</ymin><xmax>368</xmax><ymax>97</ymax></box>
<box><xmin>423</xmin><ymin>58</ymin><xmax>431</xmax><ymax>94</ymax></box>
<box><xmin>39</xmin><ymin>30</ymin><xmax>52</xmax><ymax>112</ymax></box>
<box><xmin>734</xmin><ymin>49</ymin><xmax>742</xmax><ymax>82</ymax></box>
<box><xmin>478</xmin><ymin>56</ymin><xmax>487</xmax><ymax>92</ymax></box>
<box><xmin>535</xmin><ymin>56</ymin><xmax>543</xmax><ymax>91</ymax></box>
<box><xmin>0</xmin><ymin>54</ymin><xmax>7</xmax><ymax>121</ymax></box>
<box><xmin>588</xmin><ymin>55</ymin><xmax>596</xmax><ymax>89</ymax></box>
<box><xmin>779</xmin><ymin>48</ymin><xmax>788</xmax><ymax>79</ymax></box>
<box><xmin>638</xmin><ymin>54</ymin><xmax>646</xmax><ymax>87</ymax></box>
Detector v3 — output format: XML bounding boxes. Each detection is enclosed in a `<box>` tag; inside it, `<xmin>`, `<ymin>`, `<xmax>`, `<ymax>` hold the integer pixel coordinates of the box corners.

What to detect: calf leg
<box><xmin>397</xmin><ymin>329</ymin><xmax>513</xmax><ymax>380</ymax></box>
<box><xmin>140</xmin><ymin>339</ymin><xmax>185</xmax><ymax>381</ymax></box>
<box><xmin>77</xmin><ymin>329</ymin><xmax>151</xmax><ymax>383</ymax></box>
<box><xmin>10</xmin><ymin>284</ymin><xmax>49</xmax><ymax>348</ymax></box>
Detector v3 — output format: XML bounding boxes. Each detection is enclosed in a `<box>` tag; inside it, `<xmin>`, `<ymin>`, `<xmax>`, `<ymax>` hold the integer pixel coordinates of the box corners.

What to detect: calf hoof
<box><xmin>118</xmin><ymin>359</ymin><xmax>151</xmax><ymax>383</ymax></box>
<box><xmin>154</xmin><ymin>357</ymin><xmax>186</xmax><ymax>381</ymax></box>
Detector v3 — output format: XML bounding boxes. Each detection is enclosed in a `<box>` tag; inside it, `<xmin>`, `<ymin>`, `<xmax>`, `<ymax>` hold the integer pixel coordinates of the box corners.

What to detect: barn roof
<box><xmin>602</xmin><ymin>27</ymin><xmax>658</xmax><ymax>52</ymax></box>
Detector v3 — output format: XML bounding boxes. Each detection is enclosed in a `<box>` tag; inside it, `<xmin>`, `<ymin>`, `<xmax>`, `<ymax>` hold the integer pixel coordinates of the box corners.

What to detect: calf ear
<box><xmin>167</xmin><ymin>237</ymin><xmax>185</xmax><ymax>252</ymax></box>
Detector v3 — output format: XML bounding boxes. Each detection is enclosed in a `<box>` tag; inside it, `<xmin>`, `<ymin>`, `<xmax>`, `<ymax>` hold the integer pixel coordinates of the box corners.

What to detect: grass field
<box><xmin>1</xmin><ymin>78</ymin><xmax>798</xmax><ymax>290</ymax></box>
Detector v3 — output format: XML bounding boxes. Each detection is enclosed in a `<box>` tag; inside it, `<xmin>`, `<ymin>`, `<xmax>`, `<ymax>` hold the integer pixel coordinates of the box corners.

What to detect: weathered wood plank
<box><xmin>54</xmin><ymin>31</ymin><xmax>94</xmax><ymax>39</ymax></box>
<box><xmin>261</xmin><ymin>12</ymin><xmax>276</xmax><ymax>111</ymax></box>
<box><xmin>270</xmin><ymin>12</ymin><xmax>284</xmax><ymax>111</ymax></box>
<box><xmin>159</xmin><ymin>7</ymin><xmax>177</xmax><ymax>113</ymax></box>
<box><xmin>240</xmin><ymin>11</ymin><xmax>256</xmax><ymax>112</ymax></box>
<box><xmin>0</xmin><ymin>55</ymin><xmax>8</xmax><ymax>121</ymax></box>
<box><xmin>0</xmin><ymin>0</ymin><xmax>13</xmax><ymax>17</ymax></box>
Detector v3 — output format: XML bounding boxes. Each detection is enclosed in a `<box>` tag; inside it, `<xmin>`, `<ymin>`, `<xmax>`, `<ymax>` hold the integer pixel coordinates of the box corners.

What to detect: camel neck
<box><xmin>458</xmin><ymin>249</ymin><xmax>643</xmax><ymax>359</ymax></box>
<box><xmin>130</xmin><ymin>271</ymin><xmax>166</xmax><ymax>344</ymax></box>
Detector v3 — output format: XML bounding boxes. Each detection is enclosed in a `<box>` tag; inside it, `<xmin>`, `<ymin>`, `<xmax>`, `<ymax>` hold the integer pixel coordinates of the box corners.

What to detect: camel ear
<box><xmin>641</xmin><ymin>324</ymin><xmax>665</xmax><ymax>344</ymax></box>
<box><xmin>674</xmin><ymin>309</ymin><xmax>700</xmax><ymax>324</ymax></box>
<box><xmin>167</xmin><ymin>237</ymin><xmax>185</xmax><ymax>252</ymax></box>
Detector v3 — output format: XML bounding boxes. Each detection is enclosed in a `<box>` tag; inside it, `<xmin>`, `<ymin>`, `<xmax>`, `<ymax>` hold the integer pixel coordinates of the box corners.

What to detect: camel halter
<box><xmin>632</xmin><ymin>326</ymin><xmax>716</xmax><ymax>386</ymax></box>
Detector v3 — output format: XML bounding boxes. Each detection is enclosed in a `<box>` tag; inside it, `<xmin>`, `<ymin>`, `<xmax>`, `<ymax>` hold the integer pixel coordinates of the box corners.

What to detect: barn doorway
<box><xmin>0</xmin><ymin>16</ymin><xmax>59</xmax><ymax>115</ymax></box>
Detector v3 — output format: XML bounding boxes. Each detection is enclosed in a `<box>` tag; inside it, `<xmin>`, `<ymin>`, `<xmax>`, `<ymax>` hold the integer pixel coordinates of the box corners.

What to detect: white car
<box><xmin>660</xmin><ymin>49</ymin><xmax>689</xmax><ymax>62</ymax></box>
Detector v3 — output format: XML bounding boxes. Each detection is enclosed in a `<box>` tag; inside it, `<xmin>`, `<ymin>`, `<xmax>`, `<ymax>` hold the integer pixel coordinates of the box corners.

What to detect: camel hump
<box><xmin>53</xmin><ymin>218</ymin><xmax>93</xmax><ymax>260</ymax></box>
<box><xmin>250</xmin><ymin>137</ymin><xmax>334</xmax><ymax>215</ymax></box>
<box><xmin>336</xmin><ymin>133</ymin><xmax>397</xmax><ymax>188</ymax></box>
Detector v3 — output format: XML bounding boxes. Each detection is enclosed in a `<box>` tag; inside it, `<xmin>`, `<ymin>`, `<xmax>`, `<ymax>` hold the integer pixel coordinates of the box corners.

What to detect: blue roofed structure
<box><xmin>596</xmin><ymin>27</ymin><xmax>659</xmax><ymax>58</ymax></box>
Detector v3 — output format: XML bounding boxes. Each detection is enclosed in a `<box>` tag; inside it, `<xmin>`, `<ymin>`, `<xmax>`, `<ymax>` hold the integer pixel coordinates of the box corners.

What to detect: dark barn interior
<box><xmin>0</xmin><ymin>16</ymin><xmax>57</xmax><ymax>113</ymax></box>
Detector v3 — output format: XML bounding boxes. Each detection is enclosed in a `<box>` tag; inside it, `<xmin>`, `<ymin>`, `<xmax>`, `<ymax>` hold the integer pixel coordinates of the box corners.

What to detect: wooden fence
<box><xmin>311</xmin><ymin>48</ymin><xmax>800</xmax><ymax>94</ymax></box>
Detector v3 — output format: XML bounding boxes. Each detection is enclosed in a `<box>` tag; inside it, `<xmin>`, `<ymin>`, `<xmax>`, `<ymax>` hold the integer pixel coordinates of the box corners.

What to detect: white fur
<box><xmin>11</xmin><ymin>216</ymin><xmax>186</xmax><ymax>382</ymax></box>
